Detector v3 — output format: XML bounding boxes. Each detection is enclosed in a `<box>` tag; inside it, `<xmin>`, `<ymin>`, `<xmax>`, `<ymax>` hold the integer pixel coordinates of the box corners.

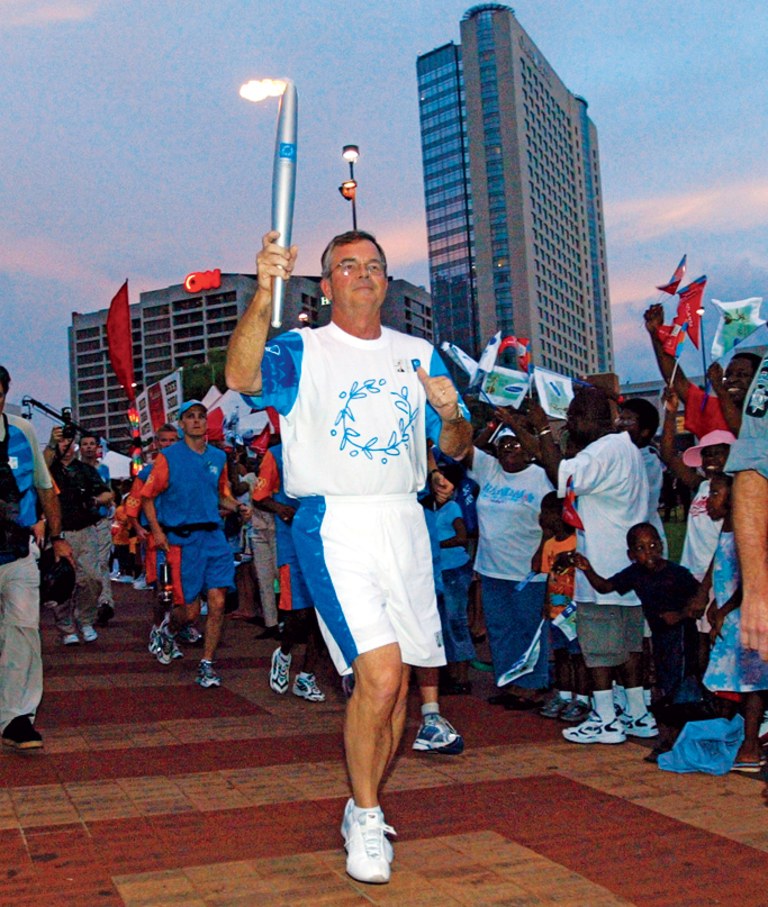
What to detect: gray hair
<box><xmin>320</xmin><ymin>231</ymin><xmax>388</xmax><ymax>279</ymax></box>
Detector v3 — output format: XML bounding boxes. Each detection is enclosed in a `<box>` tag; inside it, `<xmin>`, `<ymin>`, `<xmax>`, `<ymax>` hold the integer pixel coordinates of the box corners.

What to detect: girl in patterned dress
<box><xmin>703</xmin><ymin>473</ymin><xmax>768</xmax><ymax>771</ymax></box>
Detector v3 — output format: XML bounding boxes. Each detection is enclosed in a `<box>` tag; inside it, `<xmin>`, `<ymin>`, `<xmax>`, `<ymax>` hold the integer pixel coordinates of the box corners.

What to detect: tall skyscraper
<box><xmin>417</xmin><ymin>3</ymin><xmax>613</xmax><ymax>375</ymax></box>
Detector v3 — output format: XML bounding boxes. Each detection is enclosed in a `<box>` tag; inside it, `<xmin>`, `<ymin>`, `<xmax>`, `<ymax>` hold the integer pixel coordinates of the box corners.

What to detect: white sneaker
<box><xmin>132</xmin><ymin>576</ymin><xmax>148</xmax><ymax>590</ymax></box>
<box><xmin>81</xmin><ymin>625</ymin><xmax>98</xmax><ymax>643</ymax></box>
<box><xmin>562</xmin><ymin>711</ymin><xmax>626</xmax><ymax>745</ymax></box>
<box><xmin>62</xmin><ymin>633</ymin><xmax>80</xmax><ymax>646</ymax></box>
<box><xmin>344</xmin><ymin>808</ymin><xmax>395</xmax><ymax>884</ymax></box>
<box><xmin>292</xmin><ymin>673</ymin><xmax>325</xmax><ymax>702</ymax></box>
<box><xmin>622</xmin><ymin>710</ymin><xmax>659</xmax><ymax>739</ymax></box>
<box><xmin>269</xmin><ymin>647</ymin><xmax>291</xmax><ymax>694</ymax></box>
<box><xmin>341</xmin><ymin>798</ymin><xmax>394</xmax><ymax>863</ymax></box>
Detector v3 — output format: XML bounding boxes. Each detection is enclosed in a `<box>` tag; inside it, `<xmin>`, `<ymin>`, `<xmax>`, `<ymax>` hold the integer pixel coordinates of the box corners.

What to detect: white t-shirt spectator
<box><xmin>680</xmin><ymin>479</ymin><xmax>722</xmax><ymax>580</ymax></box>
<box><xmin>469</xmin><ymin>448</ymin><xmax>553</xmax><ymax>582</ymax></box>
<box><xmin>558</xmin><ymin>431</ymin><xmax>649</xmax><ymax>606</ymax></box>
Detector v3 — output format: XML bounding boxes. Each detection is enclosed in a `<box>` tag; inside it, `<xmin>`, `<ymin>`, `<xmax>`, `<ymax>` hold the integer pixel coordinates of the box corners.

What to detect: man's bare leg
<box><xmin>202</xmin><ymin>588</ymin><xmax>226</xmax><ymax>662</ymax></box>
<box><xmin>345</xmin><ymin>643</ymin><xmax>409</xmax><ymax>808</ymax></box>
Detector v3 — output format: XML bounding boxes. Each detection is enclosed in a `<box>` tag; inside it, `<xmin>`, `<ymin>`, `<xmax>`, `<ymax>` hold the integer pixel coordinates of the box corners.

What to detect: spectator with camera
<box><xmin>44</xmin><ymin>423</ymin><xmax>113</xmax><ymax>644</ymax></box>
<box><xmin>0</xmin><ymin>365</ymin><xmax>73</xmax><ymax>749</ymax></box>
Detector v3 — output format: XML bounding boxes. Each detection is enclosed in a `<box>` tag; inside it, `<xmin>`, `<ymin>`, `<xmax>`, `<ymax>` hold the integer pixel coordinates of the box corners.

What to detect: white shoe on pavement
<box><xmin>341</xmin><ymin>798</ymin><xmax>394</xmax><ymax>863</ymax></box>
<box><xmin>81</xmin><ymin>625</ymin><xmax>98</xmax><ymax>643</ymax></box>
<box><xmin>622</xmin><ymin>710</ymin><xmax>659</xmax><ymax>738</ymax></box>
<box><xmin>562</xmin><ymin>711</ymin><xmax>626</xmax><ymax>745</ymax></box>
<box><xmin>344</xmin><ymin>808</ymin><xmax>395</xmax><ymax>884</ymax></box>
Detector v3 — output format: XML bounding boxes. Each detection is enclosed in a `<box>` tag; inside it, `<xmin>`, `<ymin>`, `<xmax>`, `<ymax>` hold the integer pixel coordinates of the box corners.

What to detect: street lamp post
<box><xmin>340</xmin><ymin>144</ymin><xmax>359</xmax><ymax>229</ymax></box>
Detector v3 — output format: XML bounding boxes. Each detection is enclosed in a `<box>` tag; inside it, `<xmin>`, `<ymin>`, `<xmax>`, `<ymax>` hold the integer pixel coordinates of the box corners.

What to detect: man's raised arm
<box><xmin>225</xmin><ymin>230</ymin><xmax>297</xmax><ymax>394</ymax></box>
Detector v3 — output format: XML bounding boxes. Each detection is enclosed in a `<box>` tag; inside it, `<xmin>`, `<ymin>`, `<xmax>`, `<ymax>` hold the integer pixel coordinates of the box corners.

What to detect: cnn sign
<box><xmin>184</xmin><ymin>269</ymin><xmax>221</xmax><ymax>293</ymax></box>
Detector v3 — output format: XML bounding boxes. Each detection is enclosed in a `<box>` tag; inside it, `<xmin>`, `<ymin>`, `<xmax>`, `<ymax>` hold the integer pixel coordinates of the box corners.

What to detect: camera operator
<box><xmin>44</xmin><ymin>424</ymin><xmax>113</xmax><ymax>644</ymax></box>
<box><xmin>0</xmin><ymin>365</ymin><xmax>73</xmax><ymax>750</ymax></box>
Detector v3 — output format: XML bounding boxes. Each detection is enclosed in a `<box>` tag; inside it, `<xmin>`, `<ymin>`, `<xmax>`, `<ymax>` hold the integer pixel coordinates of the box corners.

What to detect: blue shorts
<box><xmin>178</xmin><ymin>530</ymin><xmax>234</xmax><ymax>603</ymax></box>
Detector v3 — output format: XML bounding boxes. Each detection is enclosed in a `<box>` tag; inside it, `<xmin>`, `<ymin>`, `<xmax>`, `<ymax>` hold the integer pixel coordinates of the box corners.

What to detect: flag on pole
<box><xmin>499</xmin><ymin>335</ymin><xmax>533</xmax><ymax>374</ymax></box>
<box><xmin>106</xmin><ymin>280</ymin><xmax>136</xmax><ymax>401</ymax></box>
<box><xmin>675</xmin><ymin>275</ymin><xmax>707</xmax><ymax>350</ymax></box>
<box><xmin>657</xmin><ymin>320</ymin><xmax>688</xmax><ymax>358</ymax></box>
<box><xmin>656</xmin><ymin>255</ymin><xmax>687</xmax><ymax>295</ymax></box>
<box><xmin>562</xmin><ymin>476</ymin><xmax>584</xmax><ymax>531</ymax></box>
<box><xmin>710</xmin><ymin>297</ymin><xmax>765</xmax><ymax>359</ymax></box>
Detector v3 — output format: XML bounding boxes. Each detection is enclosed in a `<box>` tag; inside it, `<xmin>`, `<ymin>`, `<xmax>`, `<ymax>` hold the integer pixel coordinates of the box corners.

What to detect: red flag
<box><xmin>562</xmin><ymin>476</ymin><xmax>584</xmax><ymax>531</ymax></box>
<box><xmin>656</xmin><ymin>255</ymin><xmax>687</xmax><ymax>295</ymax></box>
<box><xmin>657</xmin><ymin>321</ymin><xmax>687</xmax><ymax>358</ymax></box>
<box><xmin>675</xmin><ymin>275</ymin><xmax>707</xmax><ymax>350</ymax></box>
<box><xmin>106</xmin><ymin>280</ymin><xmax>136</xmax><ymax>401</ymax></box>
<box><xmin>498</xmin><ymin>335</ymin><xmax>533</xmax><ymax>374</ymax></box>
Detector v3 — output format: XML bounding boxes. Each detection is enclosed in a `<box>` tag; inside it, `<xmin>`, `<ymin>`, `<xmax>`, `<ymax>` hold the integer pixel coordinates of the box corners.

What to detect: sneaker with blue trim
<box><xmin>196</xmin><ymin>659</ymin><xmax>221</xmax><ymax>688</ymax></box>
<box><xmin>292</xmin><ymin>673</ymin><xmax>325</xmax><ymax>702</ymax></box>
<box><xmin>148</xmin><ymin>625</ymin><xmax>162</xmax><ymax>655</ymax></box>
<box><xmin>621</xmin><ymin>710</ymin><xmax>659</xmax><ymax>739</ymax></box>
<box><xmin>269</xmin><ymin>647</ymin><xmax>291</xmax><ymax>694</ymax></box>
<box><xmin>562</xmin><ymin>711</ymin><xmax>626</xmax><ymax>745</ymax></box>
<box><xmin>156</xmin><ymin>627</ymin><xmax>177</xmax><ymax>665</ymax></box>
<box><xmin>412</xmin><ymin>713</ymin><xmax>464</xmax><ymax>754</ymax></box>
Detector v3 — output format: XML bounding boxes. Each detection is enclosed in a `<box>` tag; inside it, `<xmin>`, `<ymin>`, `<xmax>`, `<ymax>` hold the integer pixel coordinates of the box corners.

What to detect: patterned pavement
<box><xmin>2</xmin><ymin>584</ymin><xmax>767</xmax><ymax>906</ymax></box>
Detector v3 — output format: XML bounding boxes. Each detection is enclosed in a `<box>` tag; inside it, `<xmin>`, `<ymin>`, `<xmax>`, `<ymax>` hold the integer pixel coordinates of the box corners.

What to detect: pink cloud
<box><xmin>1</xmin><ymin>1</ymin><xmax>101</xmax><ymax>28</ymax></box>
<box><xmin>606</xmin><ymin>179</ymin><xmax>768</xmax><ymax>245</ymax></box>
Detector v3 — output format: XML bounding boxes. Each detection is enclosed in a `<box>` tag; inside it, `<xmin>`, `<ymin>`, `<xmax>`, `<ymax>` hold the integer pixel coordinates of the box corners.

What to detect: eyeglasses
<box><xmin>333</xmin><ymin>258</ymin><xmax>386</xmax><ymax>278</ymax></box>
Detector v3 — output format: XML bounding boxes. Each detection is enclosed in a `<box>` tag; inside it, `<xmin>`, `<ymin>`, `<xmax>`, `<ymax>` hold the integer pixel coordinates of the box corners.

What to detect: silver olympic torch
<box><xmin>240</xmin><ymin>78</ymin><xmax>298</xmax><ymax>328</ymax></box>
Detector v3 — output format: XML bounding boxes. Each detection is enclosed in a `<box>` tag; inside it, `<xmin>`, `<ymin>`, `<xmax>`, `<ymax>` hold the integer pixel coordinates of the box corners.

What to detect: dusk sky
<box><xmin>3</xmin><ymin>0</ymin><xmax>767</xmax><ymax>433</ymax></box>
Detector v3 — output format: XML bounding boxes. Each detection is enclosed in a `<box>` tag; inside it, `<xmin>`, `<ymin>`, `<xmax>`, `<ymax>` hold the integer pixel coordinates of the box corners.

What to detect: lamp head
<box><xmin>342</xmin><ymin>144</ymin><xmax>360</xmax><ymax>164</ymax></box>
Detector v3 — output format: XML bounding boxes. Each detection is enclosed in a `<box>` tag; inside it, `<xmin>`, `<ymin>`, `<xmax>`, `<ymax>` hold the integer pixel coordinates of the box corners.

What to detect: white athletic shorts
<box><xmin>291</xmin><ymin>494</ymin><xmax>446</xmax><ymax>675</ymax></box>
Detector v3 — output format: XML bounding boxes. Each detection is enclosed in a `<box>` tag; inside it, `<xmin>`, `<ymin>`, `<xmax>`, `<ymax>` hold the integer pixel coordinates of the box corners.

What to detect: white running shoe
<box><xmin>341</xmin><ymin>798</ymin><xmax>394</xmax><ymax>863</ymax></box>
<box><xmin>622</xmin><ymin>710</ymin><xmax>659</xmax><ymax>739</ymax></box>
<box><xmin>562</xmin><ymin>711</ymin><xmax>626</xmax><ymax>745</ymax></box>
<box><xmin>292</xmin><ymin>673</ymin><xmax>325</xmax><ymax>702</ymax></box>
<box><xmin>62</xmin><ymin>633</ymin><xmax>80</xmax><ymax>646</ymax></box>
<box><xmin>344</xmin><ymin>808</ymin><xmax>395</xmax><ymax>884</ymax></box>
<box><xmin>269</xmin><ymin>647</ymin><xmax>291</xmax><ymax>694</ymax></box>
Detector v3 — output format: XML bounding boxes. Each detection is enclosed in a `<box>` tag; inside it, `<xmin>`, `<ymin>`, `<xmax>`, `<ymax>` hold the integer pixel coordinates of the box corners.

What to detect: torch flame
<box><xmin>239</xmin><ymin>79</ymin><xmax>287</xmax><ymax>103</ymax></box>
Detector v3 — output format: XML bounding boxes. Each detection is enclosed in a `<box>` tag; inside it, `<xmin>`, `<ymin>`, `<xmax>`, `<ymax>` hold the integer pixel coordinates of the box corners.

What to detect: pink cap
<box><xmin>682</xmin><ymin>429</ymin><xmax>736</xmax><ymax>467</ymax></box>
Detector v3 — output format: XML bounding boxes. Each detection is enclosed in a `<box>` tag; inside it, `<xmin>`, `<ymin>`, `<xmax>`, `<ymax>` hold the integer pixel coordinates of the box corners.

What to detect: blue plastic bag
<box><xmin>658</xmin><ymin>714</ymin><xmax>745</xmax><ymax>775</ymax></box>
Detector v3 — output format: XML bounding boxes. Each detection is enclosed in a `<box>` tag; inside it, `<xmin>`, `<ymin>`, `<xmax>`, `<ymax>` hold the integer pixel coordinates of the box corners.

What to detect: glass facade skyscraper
<box><xmin>417</xmin><ymin>3</ymin><xmax>614</xmax><ymax>374</ymax></box>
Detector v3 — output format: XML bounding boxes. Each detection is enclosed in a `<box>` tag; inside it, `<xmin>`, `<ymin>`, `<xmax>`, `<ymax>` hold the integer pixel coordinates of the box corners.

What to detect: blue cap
<box><xmin>178</xmin><ymin>400</ymin><xmax>207</xmax><ymax>417</ymax></box>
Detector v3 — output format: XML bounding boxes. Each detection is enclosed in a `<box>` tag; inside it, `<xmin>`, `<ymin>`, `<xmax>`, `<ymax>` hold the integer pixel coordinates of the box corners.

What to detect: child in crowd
<box><xmin>533</xmin><ymin>492</ymin><xmax>590</xmax><ymax>722</ymax></box>
<box><xmin>567</xmin><ymin>522</ymin><xmax>700</xmax><ymax>760</ymax></box>
<box><xmin>660</xmin><ymin>388</ymin><xmax>734</xmax><ymax>673</ymax></box>
<box><xmin>703</xmin><ymin>472</ymin><xmax>768</xmax><ymax>771</ymax></box>
<box><xmin>430</xmin><ymin>462</ymin><xmax>475</xmax><ymax>695</ymax></box>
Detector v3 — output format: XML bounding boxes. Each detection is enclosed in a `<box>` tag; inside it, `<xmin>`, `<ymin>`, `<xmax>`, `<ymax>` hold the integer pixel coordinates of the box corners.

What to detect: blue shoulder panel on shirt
<box><xmin>240</xmin><ymin>331</ymin><xmax>303</xmax><ymax>415</ymax></box>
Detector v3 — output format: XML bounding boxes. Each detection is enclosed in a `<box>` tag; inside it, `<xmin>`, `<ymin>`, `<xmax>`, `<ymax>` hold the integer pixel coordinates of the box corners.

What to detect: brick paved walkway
<box><xmin>2</xmin><ymin>584</ymin><xmax>767</xmax><ymax>905</ymax></box>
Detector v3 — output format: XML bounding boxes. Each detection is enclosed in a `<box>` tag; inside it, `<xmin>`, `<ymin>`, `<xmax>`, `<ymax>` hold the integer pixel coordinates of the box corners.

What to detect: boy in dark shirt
<box><xmin>567</xmin><ymin>522</ymin><xmax>700</xmax><ymax>760</ymax></box>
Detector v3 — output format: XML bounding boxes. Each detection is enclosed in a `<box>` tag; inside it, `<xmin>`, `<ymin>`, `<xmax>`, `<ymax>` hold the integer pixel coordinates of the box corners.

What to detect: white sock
<box><xmin>296</xmin><ymin>671</ymin><xmax>312</xmax><ymax>680</ymax></box>
<box><xmin>421</xmin><ymin>701</ymin><xmax>440</xmax><ymax>718</ymax></box>
<box><xmin>612</xmin><ymin>683</ymin><xmax>628</xmax><ymax>713</ymax></box>
<box><xmin>559</xmin><ymin>689</ymin><xmax>572</xmax><ymax>701</ymax></box>
<box><xmin>576</xmin><ymin>694</ymin><xmax>590</xmax><ymax>705</ymax></box>
<box><xmin>593</xmin><ymin>689</ymin><xmax>615</xmax><ymax>723</ymax></box>
<box><xmin>643</xmin><ymin>687</ymin><xmax>652</xmax><ymax>707</ymax></box>
<box><xmin>625</xmin><ymin>686</ymin><xmax>646</xmax><ymax>719</ymax></box>
<box><xmin>352</xmin><ymin>802</ymin><xmax>382</xmax><ymax>821</ymax></box>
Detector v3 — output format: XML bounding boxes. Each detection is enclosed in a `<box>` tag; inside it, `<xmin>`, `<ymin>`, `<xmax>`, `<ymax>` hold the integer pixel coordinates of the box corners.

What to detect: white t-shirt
<box><xmin>558</xmin><ymin>431</ymin><xmax>649</xmax><ymax>606</ymax></box>
<box><xmin>243</xmin><ymin>322</ymin><xmax>460</xmax><ymax>499</ymax></box>
<box><xmin>680</xmin><ymin>479</ymin><xmax>722</xmax><ymax>580</ymax></box>
<box><xmin>469</xmin><ymin>448</ymin><xmax>553</xmax><ymax>582</ymax></box>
